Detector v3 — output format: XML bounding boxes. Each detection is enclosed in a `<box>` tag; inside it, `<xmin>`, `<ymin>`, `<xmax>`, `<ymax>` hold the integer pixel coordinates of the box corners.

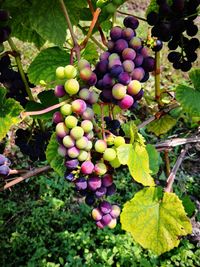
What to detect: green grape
<box><xmin>113</xmin><ymin>0</ymin><xmax>124</xmax><ymax>6</ymax></box>
<box><xmin>76</xmin><ymin>137</ymin><xmax>88</xmax><ymax>149</ymax></box>
<box><xmin>60</xmin><ymin>104</ymin><xmax>72</xmax><ymax>116</ymax></box>
<box><xmin>103</xmin><ymin>148</ymin><xmax>117</xmax><ymax>161</ymax></box>
<box><xmin>78</xmin><ymin>150</ymin><xmax>88</xmax><ymax>161</ymax></box>
<box><xmin>94</xmin><ymin>140</ymin><xmax>107</xmax><ymax>153</ymax></box>
<box><xmin>81</xmin><ymin>120</ymin><xmax>93</xmax><ymax>133</ymax></box>
<box><xmin>114</xmin><ymin>136</ymin><xmax>126</xmax><ymax>147</ymax></box>
<box><xmin>105</xmin><ymin>3</ymin><xmax>117</xmax><ymax>14</ymax></box>
<box><xmin>64</xmin><ymin>79</ymin><xmax>80</xmax><ymax>95</ymax></box>
<box><xmin>109</xmin><ymin>156</ymin><xmax>121</xmax><ymax>168</ymax></box>
<box><xmin>63</xmin><ymin>135</ymin><xmax>75</xmax><ymax>148</ymax></box>
<box><xmin>64</xmin><ymin>65</ymin><xmax>77</xmax><ymax>79</ymax></box>
<box><xmin>0</xmin><ymin>43</ymin><xmax>4</xmax><ymax>53</ymax></box>
<box><xmin>85</xmin><ymin>140</ymin><xmax>93</xmax><ymax>151</ymax></box>
<box><xmin>65</xmin><ymin>115</ymin><xmax>78</xmax><ymax>129</ymax></box>
<box><xmin>70</xmin><ymin>126</ymin><xmax>84</xmax><ymax>140</ymax></box>
<box><xmin>56</xmin><ymin>66</ymin><xmax>65</xmax><ymax>79</ymax></box>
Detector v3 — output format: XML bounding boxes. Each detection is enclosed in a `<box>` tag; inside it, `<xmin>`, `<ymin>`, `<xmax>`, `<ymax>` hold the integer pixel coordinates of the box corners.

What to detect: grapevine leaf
<box><xmin>181</xmin><ymin>195</ymin><xmax>196</xmax><ymax>217</ymax></box>
<box><xmin>46</xmin><ymin>133</ymin><xmax>65</xmax><ymax>177</ymax></box>
<box><xmin>26</xmin><ymin>90</ymin><xmax>59</xmax><ymax>120</ymax></box>
<box><xmin>28</xmin><ymin>47</ymin><xmax>70</xmax><ymax>85</ymax></box>
<box><xmin>128</xmin><ymin>143</ymin><xmax>155</xmax><ymax>186</ymax></box>
<box><xmin>120</xmin><ymin>187</ymin><xmax>192</xmax><ymax>255</ymax></box>
<box><xmin>176</xmin><ymin>85</ymin><xmax>200</xmax><ymax>116</ymax></box>
<box><xmin>189</xmin><ymin>68</ymin><xmax>200</xmax><ymax>91</ymax></box>
<box><xmin>146</xmin><ymin>144</ymin><xmax>160</xmax><ymax>175</ymax></box>
<box><xmin>0</xmin><ymin>88</ymin><xmax>23</xmax><ymax>141</ymax></box>
<box><xmin>147</xmin><ymin>115</ymin><xmax>177</xmax><ymax>136</ymax></box>
<box><xmin>93</xmin><ymin>104</ymin><xmax>121</xmax><ymax>117</ymax></box>
<box><xmin>81</xmin><ymin>42</ymin><xmax>99</xmax><ymax>65</ymax></box>
<box><xmin>117</xmin><ymin>144</ymin><xmax>132</xmax><ymax>165</ymax></box>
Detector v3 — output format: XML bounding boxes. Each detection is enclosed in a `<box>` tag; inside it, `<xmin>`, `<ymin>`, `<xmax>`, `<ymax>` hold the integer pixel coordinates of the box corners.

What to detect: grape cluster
<box><xmin>0</xmin><ymin>54</ymin><xmax>34</xmax><ymax>107</ymax></box>
<box><xmin>54</xmin><ymin>61</ymin><xmax>121</xmax><ymax>229</ymax></box>
<box><xmin>0</xmin><ymin>9</ymin><xmax>11</xmax><ymax>53</ymax></box>
<box><xmin>147</xmin><ymin>0</ymin><xmax>200</xmax><ymax>71</ymax></box>
<box><xmin>0</xmin><ymin>154</ymin><xmax>11</xmax><ymax>177</ymax></box>
<box><xmin>95</xmin><ymin>16</ymin><xmax>155</xmax><ymax>110</ymax></box>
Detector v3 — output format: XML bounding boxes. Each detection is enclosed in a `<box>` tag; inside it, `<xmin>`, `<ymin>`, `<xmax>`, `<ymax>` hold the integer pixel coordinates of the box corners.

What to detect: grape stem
<box><xmin>1</xmin><ymin>166</ymin><xmax>51</xmax><ymax>191</ymax></box>
<box><xmin>164</xmin><ymin>150</ymin><xmax>171</xmax><ymax>177</ymax></box>
<box><xmin>100</xmin><ymin>103</ymin><xmax>106</xmax><ymax>140</ymax></box>
<box><xmin>165</xmin><ymin>145</ymin><xmax>189</xmax><ymax>193</ymax></box>
<box><xmin>117</xmin><ymin>10</ymin><xmax>147</xmax><ymax>22</ymax></box>
<box><xmin>20</xmin><ymin>99</ymin><xmax>70</xmax><ymax>119</ymax></box>
<box><xmin>59</xmin><ymin>0</ymin><xmax>81</xmax><ymax>61</ymax></box>
<box><xmin>154</xmin><ymin>51</ymin><xmax>163</xmax><ymax>106</ymax></box>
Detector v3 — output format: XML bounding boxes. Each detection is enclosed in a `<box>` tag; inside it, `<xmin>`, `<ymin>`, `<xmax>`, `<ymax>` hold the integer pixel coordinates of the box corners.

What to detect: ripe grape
<box><xmin>122</xmin><ymin>48</ymin><xmax>136</xmax><ymax>60</ymax></box>
<box><xmin>129</xmin><ymin>37</ymin><xmax>142</xmax><ymax>50</ymax></box>
<box><xmin>102</xmin><ymin>174</ymin><xmax>113</xmax><ymax>187</ymax></box>
<box><xmin>114</xmin><ymin>39</ymin><xmax>128</xmax><ymax>53</ymax></box>
<box><xmin>95</xmin><ymin>186</ymin><xmax>107</xmax><ymax>198</ymax></box>
<box><xmin>123</xmin><ymin>16</ymin><xmax>139</xmax><ymax>30</ymax></box>
<box><xmin>100</xmin><ymin>201</ymin><xmax>112</xmax><ymax>214</ymax></box>
<box><xmin>122</xmin><ymin>28</ymin><xmax>135</xmax><ymax>41</ymax></box>
<box><xmin>0</xmin><ymin>165</ymin><xmax>10</xmax><ymax>176</ymax></box>
<box><xmin>0</xmin><ymin>154</ymin><xmax>6</xmax><ymax>165</ymax></box>
<box><xmin>110</xmin><ymin>26</ymin><xmax>122</xmax><ymax>41</ymax></box>
<box><xmin>118</xmin><ymin>72</ymin><xmax>131</xmax><ymax>85</ymax></box>
<box><xmin>110</xmin><ymin>204</ymin><xmax>121</xmax><ymax>218</ymax></box>
<box><xmin>54</xmin><ymin>85</ymin><xmax>66</xmax><ymax>97</ymax></box>
<box><xmin>65</xmin><ymin>159</ymin><xmax>79</xmax><ymax>169</ymax></box>
<box><xmin>118</xmin><ymin>94</ymin><xmax>134</xmax><ymax>109</ymax></box>
<box><xmin>75</xmin><ymin>177</ymin><xmax>87</xmax><ymax>191</ymax></box>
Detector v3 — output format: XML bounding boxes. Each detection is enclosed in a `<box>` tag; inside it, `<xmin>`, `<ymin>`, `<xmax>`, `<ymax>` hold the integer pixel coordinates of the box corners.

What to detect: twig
<box><xmin>164</xmin><ymin>150</ymin><xmax>171</xmax><ymax>177</ymax></box>
<box><xmin>165</xmin><ymin>145</ymin><xmax>189</xmax><ymax>193</ymax></box>
<box><xmin>1</xmin><ymin>166</ymin><xmax>52</xmax><ymax>191</ymax></box>
<box><xmin>137</xmin><ymin>103</ymin><xmax>179</xmax><ymax>129</ymax></box>
<box><xmin>117</xmin><ymin>10</ymin><xmax>147</xmax><ymax>22</ymax></box>
<box><xmin>155</xmin><ymin>51</ymin><xmax>163</xmax><ymax>106</ymax></box>
<box><xmin>9</xmin><ymin>169</ymin><xmax>27</xmax><ymax>175</ymax></box>
<box><xmin>80</xmin><ymin>8</ymin><xmax>101</xmax><ymax>49</ymax></box>
<box><xmin>100</xmin><ymin>103</ymin><xmax>106</xmax><ymax>140</ymax></box>
<box><xmin>20</xmin><ymin>99</ymin><xmax>70</xmax><ymax>119</ymax></box>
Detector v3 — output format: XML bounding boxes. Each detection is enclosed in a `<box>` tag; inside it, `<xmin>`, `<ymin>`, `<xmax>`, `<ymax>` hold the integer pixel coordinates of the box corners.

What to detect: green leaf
<box><xmin>81</xmin><ymin>42</ymin><xmax>99</xmax><ymax>65</ymax></box>
<box><xmin>120</xmin><ymin>187</ymin><xmax>192</xmax><ymax>255</ymax></box>
<box><xmin>147</xmin><ymin>115</ymin><xmax>177</xmax><ymax>136</ymax></box>
<box><xmin>26</xmin><ymin>90</ymin><xmax>59</xmax><ymax>120</ymax></box>
<box><xmin>92</xmin><ymin>104</ymin><xmax>121</xmax><ymax>117</ymax></box>
<box><xmin>128</xmin><ymin>143</ymin><xmax>155</xmax><ymax>186</ymax></box>
<box><xmin>181</xmin><ymin>195</ymin><xmax>196</xmax><ymax>217</ymax></box>
<box><xmin>0</xmin><ymin>88</ymin><xmax>23</xmax><ymax>141</ymax></box>
<box><xmin>189</xmin><ymin>68</ymin><xmax>200</xmax><ymax>91</ymax></box>
<box><xmin>46</xmin><ymin>133</ymin><xmax>65</xmax><ymax>177</ymax></box>
<box><xmin>176</xmin><ymin>85</ymin><xmax>200</xmax><ymax>116</ymax></box>
<box><xmin>117</xmin><ymin>144</ymin><xmax>132</xmax><ymax>165</ymax></box>
<box><xmin>28</xmin><ymin>47</ymin><xmax>70</xmax><ymax>85</ymax></box>
<box><xmin>146</xmin><ymin>144</ymin><xmax>160</xmax><ymax>175</ymax></box>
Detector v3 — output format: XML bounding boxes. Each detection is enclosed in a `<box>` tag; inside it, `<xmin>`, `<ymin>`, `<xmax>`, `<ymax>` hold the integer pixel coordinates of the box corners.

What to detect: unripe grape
<box><xmin>53</xmin><ymin>111</ymin><xmax>63</xmax><ymax>124</ymax></box>
<box><xmin>60</xmin><ymin>104</ymin><xmax>72</xmax><ymax>116</ymax></box>
<box><xmin>56</xmin><ymin>122</ymin><xmax>69</xmax><ymax>138</ymax></box>
<box><xmin>80</xmin><ymin>68</ymin><xmax>93</xmax><ymax>81</ymax></box>
<box><xmin>92</xmin><ymin>208</ymin><xmax>103</xmax><ymax>221</ymax></box>
<box><xmin>88</xmin><ymin>176</ymin><xmax>102</xmax><ymax>191</ymax></box>
<box><xmin>54</xmin><ymin>85</ymin><xmax>66</xmax><ymax>97</ymax></box>
<box><xmin>65</xmin><ymin>115</ymin><xmax>78</xmax><ymax>129</ymax></box>
<box><xmin>105</xmin><ymin>3</ymin><xmax>116</xmax><ymax>14</ymax></box>
<box><xmin>84</xmin><ymin>131</ymin><xmax>94</xmax><ymax>140</ymax></box>
<box><xmin>0</xmin><ymin>165</ymin><xmax>10</xmax><ymax>176</ymax></box>
<box><xmin>88</xmin><ymin>91</ymin><xmax>99</xmax><ymax>104</ymax></box>
<box><xmin>56</xmin><ymin>66</ymin><xmax>65</xmax><ymax>79</ymax></box>
<box><xmin>110</xmin><ymin>204</ymin><xmax>121</xmax><ymax>218</ymax></box>
<box><xmin>127</xmin><ymin>80</ymin><xmax>141</xmax><ymax>95</ymax></box>
<box><xmin>103</xmin><ymin>148</ymin><xmax>117</xmax><ymax>161</ymax></box>
<box><xmin>102</xmin><ymin>174</ymin><xmax>113</xmax><ymax>187</ymax></box>
<box><xmin>76</xmin><ymin>136</ymin><xmax>88</xmax><ymax>149</ymax></box>
<box><xmin>110</xmin><ymin>157</ymin><xmax>121</xmax><ymax>168</ymax></box>
<box><xmin>100</xmin><ymin>51</ymin><xmax>110</xmax><ymax>60</ymax></box>
<box><xmin>63</xmin><ymin>135</ymin><xmax>75</xmax><ymax>148</ymax></box>
<box><xmin>123</xmin><ymin>60</ymin><xmax>135</xmax><ymax>73</ymax></box>
<box><xmin>81</xmin><ymin>161</ymin><xmax>94</xmax><ymax>174</ymax></box>
<box><xmin>64</xmin><ymin>79</ymin><xmax>79</xmax><ymax>95</ymax></box>
<box><xmin>109</xmin><ymin>53</ymin><xmax>120</xmax><ymax>61</ymax></box>
<box><xmin>78</xmin><ymin>150</ymin><xmax>88</xmax><ymax>161</ymax></box>
<box><xmin>78</xmin><ymin>59</ymin><xmax>90</xmax><ymax>70</ymax></box>
<box><xmin>101</xmin><ymin>213</ymin><xmax>112</xmax><ymax>225</ymax></box>
<box><xmin>122</xmin><ymin>48</ymin><xmax>136</xmax><ymax>60</ymax></box>
<box><xmin>82</xmin><ymin>107</ymin><xmax>94</xmax><ymax>120</ymax></box>
<box><xmin>75</xmin><ymin>177</ymin><xmax>87</xmax><ymax>191</ymax></box>
<box><xmin>67</xmin><ymin>146</ymin><xmax>80</xmax><ymax>158</ymax></box>
<box><xmin>96</xmin><ymin>220</ymin><xmax>105</xmax><ymax>229</ymax></box>
<box><xmin>129</xmin><ymin>37</ymin><xmax>142</xmax><ymax>50</ymax></box>
<box><xmin>81</xmin><ymin>120</ymin><xmax>93</xmax><ymax>133</ymax></box>
<box><xmin>94</xmin><ymin>140</ymin><xmax>107</xmax><ymax>153</ymax></box>
<box><xmin>85</xmin><ymin>140</ymin><xmax>93</xmax><ymax>151</ymax></box>
<box><xmin>122</xmin><ymin>28</ymin><xmax>135</xmax><ymax>41</ymax></box>
<box><xmin>70</xmin><ymin>126</ymin><xmax>84</xmax><ymax>140</ymax></box>
<box><xmin>112</xmin><ymin>83</ymin><xmax>127</xmax><ymax>100</ymax></box>
<box><xmin>100</xmin><ymin>201</ymin><xmax>112</xmax><ymax>214</ymax></box>
<box><xmin>79</xmin><ymin>88</ymin><xmax>90</xmax><ymax>101</ymax></box>
<box><xmin>114</xmin><ymin>136</ymin><xmax>126</xmax><ymax>147</ymax></box>
<box><xmin>118</xmin><ymin>95</ymin><xmax>134</xmax><ymax>109</ymax></box>
<box><xmin>94</xmin><ymin>162</ymin><xmax>107</xmax><ymax>175</ymax></box>
<box><xmin>57</xmin><ymin>145</ymin><xmax>67</xmax><ymax>157</ymax></box>
<box><xmin>65</xmin><ymin>159</ymin><xmax>79</xmax><ymax>169</ymax></box>
<box><xmin>108</xmin><ymin>218</ymin><xmax>117</xmax><ymax>229</ymax></box>
<box><xmin>71</xmin><ymin>99</ymin><xmax>87</xmax><ymax>115</ymax></box>
<box><xmin>64</xmin><ymin>65</ymin><xmax>77</xmax><ymax>79</ymax></box>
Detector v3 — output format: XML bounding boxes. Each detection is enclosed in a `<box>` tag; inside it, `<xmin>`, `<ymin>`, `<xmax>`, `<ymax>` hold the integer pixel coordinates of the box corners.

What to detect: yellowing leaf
<box><xmin>128</xmin><ymin>143</ymin><xmax>155</xmax><ymax>186</ymax></box>
<box><xmin>147</xmin><ymin>115</ymin><xmax>177</xmax><ymax>136</ymax></box>
<box><xmin>117</xmin><ymin>144</ymin><xmax>132</xmax><ymax>165</ymax></box>
<box><xmin>120</xmin><ymin>187</ymin><xmax>192</xmax><ymax>255</ymax></box>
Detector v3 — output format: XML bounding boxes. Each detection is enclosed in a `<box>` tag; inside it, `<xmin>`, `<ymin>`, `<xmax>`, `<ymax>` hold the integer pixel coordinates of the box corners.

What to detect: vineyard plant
<box><xmin>0</xmin><ymin>0</ymin><xmax>200</xmax><ymax>266</ymax></box>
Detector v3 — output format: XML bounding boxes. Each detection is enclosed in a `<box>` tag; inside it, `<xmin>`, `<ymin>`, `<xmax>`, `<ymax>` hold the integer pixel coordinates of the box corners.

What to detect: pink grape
<box><xmin>53</xmin><ymin>111</ymin><xmax>63</xmax><ymax>124</ymax></box>
<box><xmin>100</xmin><ymin>51</ymin><xmax>110</xmax><ymax>61</ymax></box>
<box><xmin>101</xmin><ymin>214</ymin><xmax>112</xmax><ymax>225</ymax></box>
<box><xmin>96</xmin><ymin>220</ymin><xmax>105</xmax><ymax>229</ymax></box>
<box><xmin>99</xmin><ymin>201</ymin><xmax>112</xmax><ymax>214</ymax></box>
<box><xmin>88</xmin><ymin>176</ymin><xmax>102</xmax><ymax>191</ymax></box>
<box><xmin>122</xmin><ymin>48</ymin><xmax>136</xmax><ymax>60</ymax></box>
<box><xmin>131</xmin><ymin>67</ymin><xmax>145</xmax><ymax>81</ymax></box>
<box><xmin>71</xmin><ymin>99</ymin><xmax>87</xmax><ymax>115</ymax></box>
<box><xmin>110</xmin><ymin>204</ymin><xmax>121</xmax><ymax>218</ymax></box>
<box><xmin>82</xmin><ymin>107</ymin><xmax>94</xmax><ymax>120</ymax></box>
<box><xmin>54</xmin><ymin>85</ymin><xmax>66</xmax><ymax>98</ymax></box>
<box><xmin>56</xmin><ymin>122</ymin><xmax>69</xmax><ymax>138</ymax></box>
<box><xmin>134</xmin><ymin>54</ymin><xmax>144</xmax><ymax>66</ymax></box>
<box><xmin>102</xmin><ymin>174</ymin><xmax>113</xmax><ymax>187</ymax></box>
<box><xmin>118</xmin><ymin>95</ymin><xmax>134</xmax><ymax>109</ymax></box>
<box><xmin>67</xmin><ymin>147</ymin><xmax>80</xmax><ymax>158</ymax></box>
<box><xmin>121</xmin><ymin>27</ymin><xmax>135</xmax><ymax>41</ymax></box>
<box><xmin>81</xmin><ymin>161</ymin><xmax>94</xmax><ymax>174</ymax></box>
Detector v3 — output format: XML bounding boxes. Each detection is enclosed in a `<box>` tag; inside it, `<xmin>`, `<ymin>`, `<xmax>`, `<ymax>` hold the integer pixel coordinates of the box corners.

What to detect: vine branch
<box><xmin>155</xmin><ymin>51</ymin><xmax>162</xmax><ymax>106</ymax></box>
<box><xmin>1</xmin><ymin>166</ymin><xmax>52</xmax><ymax>191</ymax></box>
<box><xmin>117</xmin><ymin>10</ymin><xmax>147</xmax><ymax>21</ymax></box>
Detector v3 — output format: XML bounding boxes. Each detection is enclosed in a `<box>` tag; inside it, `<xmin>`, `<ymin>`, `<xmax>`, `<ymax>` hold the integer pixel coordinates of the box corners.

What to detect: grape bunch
<box><xmin>0</xmin><ymin>154</ymin><xmax>11</xmax><ymax>177</ymax></box>
<box><xmin>147</xmin><ymin>0</ymin><xmax>200</xmax><ymax>71</ymax></box>
<box><xmin>54</xmin><ymin>61</ymin><xmax>121</xmax><ymax>229</ymax></box>
<box><xmin>0</xmin><ymin>54</ymin><xmax>34</xmax><ymax>107</ymax></box>
<box><xmin>0</xmin><ymin>9</ymin><xmax>11</xmax><ymax>53</ymax></box>
<box><xmin>95</xmin><ymin>16</ymin><xmax>155</xmax><ymax>110</ymax></box>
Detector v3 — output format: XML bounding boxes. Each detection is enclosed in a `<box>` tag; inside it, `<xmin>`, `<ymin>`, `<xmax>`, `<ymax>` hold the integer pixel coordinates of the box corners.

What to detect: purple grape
<box><xmin>65</xmin><ymin>159</ymin><xmax>79</xmax><ymax>169</ymax></box>
<box><xmin>99</xmin><ymin>201</ymin><xmax>112</xmax><ymax>214</ymax></box>
<box><xmin>100</xmin><ymin>90</ymin><xmax>114</xmax><ymax>103</ymax></box>
<box><xmin>54</xmin><ymin>85</ymin><xmax>66</xmax><ymax>98</ymax></box>
<box><xmin>96</xmin><ymin>60</ymin><xmax>108</xmax><ymax>75</ymax></box>
<box><xmin>122</xmin><ymin>48</ymin><xmax>136</xmax><ymax>61</ymax></box>
<box><xmin>118</xmin><ymin>72</ymin><xmax>131</xmax><ymax>85</ymax></box>
<box><xmin>0</xmin><ymin>165</ymin><xmax>10</xmax><ymax>176</ymax></box>
<box><xmin>75</xmin><ymin>177</ymin><xmax>87</xmax><ymax>191</ymax></box>
<box><xmin>121</xmin><ymin>28</ymin><xmax>135</xmax><ymax>41</ymax></box>
<box><xmin>140</xmin><ymin>72</ymin><xmax>150</xmax><ymax>83</ymax></box>
<box><xmin>134</xmin><ymin>54</ymin><xmax>144</xmax><ymax>66</ymax></box>
<box><xmin>142</xmin><ymin>56</ymin><xmax>155</xmax><ymax>72</ymax></box>
<box><xmin>107</xmin><ymin>40</ymin><xmax>115</xmax><ymax>51</ymax></box>
<box><xmin>131</xmin><ymin>67</ymin><xmax>145</xmax><ymax>81</ymax></box>
<box><xmin>64</xmin><ymin>171</ymin><xmax>75</xmax><ymax>181</ymax></box>
<box><xmin>108</xmin><ymin>58</ymin><xmax>122</xmax><ymax>69</ymax></box>
<box><xmin>129</xmin><ymin>37</ymin><xmax>142</xmax><ymax>50</ymax></box>
<box><xmin>96</xmin><ymin>220</ymin><xmax>105</xmax><ymax>229</ymax></box>
<box><xmin>102</xmin><ymin>73</ymin><xmax>115</xmax><ymax>88</ymax></box>
<box><xmin>81</xmin><ymin>161</ymin><xmax>94</xmax><ymax>174</ymax></box>
<box><xmin>123</xmin><ymin>60</ymin><xmax>135</xmax><ymax>73</ymax></box>
<box><xmin>110</xmin><ymin>65</ymin><xmax>124</xmax><ymax>77</ymax></box>
<box><xmin>0</xmin><ymin>154</ymin><xmax>6</xmax><ymax>165</ymax></box>
<box><xmin>123</xmin><ymin>16</ymin><xmax>139</xmax><ymax>30</ymax></box>
<box><xmin>85</xmin><ymin>194</ymin><xmax>95</xmax><ymax>206</ymax></box>
<box><xmin>106</xmin><ymin>183</ymin><xmax>116</xmax><ymax>196</ymax></box>
<box><xmin>110</xmin><ymin>26</ymin><xmax>122</xmax><ymax>41</ymax></box>
<box><xmin>53</xmin><ymin>111</ymin><xmax>63</xmax><ymax>124</ymax></box>
<box><xmin>96</xmin><ymin>79</ymin><xmax>103</xmax><ymax>89</ymax></box>
<box><xmin>152</xmin><ymin>39</ymin><xmax>163</xmax><ymax>52</ymax></box>
<box><xmin>114</xmin><ymin>39</ymin><xmax>128</xmax><ymax>53</ymax></box>
<box><xmin>87</xmin><ymin>72</ymin><xmax>97</xmax><ymax>86</ymax></box>
<box><xmin>102</xmin><ymin>174</ymin><xmax>113</xmax><ymax>187</ymax></box>
<box><xmin>100</xmin><ymin>51</ymin><xmax>110</xmax><ymax>61</ymax></box>
<box><xmin>101</xmin><ymin>214</ymin><xmax>112</xmax><ymax>225</ymax></box>
<box><xmin>95</xmin><ymin>186</ymin><xmax>107</xmax><ymax>198</ymax></box>
<box><xmin>139</xmin><ymin>47</ymin><xmax>149</xmax><ymax>58</ymax></box>
<box><xmin>0</xmin><ymin>10</ymin><xmax>9</xmax><ymax>21</ymax></box>
<box><xmin>88</xmin><ymin>176</ymin><xmax>102</xmax><ymax>191</ymax></box>
<box><xmin>133</xmin><ymin>89</ymin><xmax>144</xmax><ymax>101</ymax></box>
